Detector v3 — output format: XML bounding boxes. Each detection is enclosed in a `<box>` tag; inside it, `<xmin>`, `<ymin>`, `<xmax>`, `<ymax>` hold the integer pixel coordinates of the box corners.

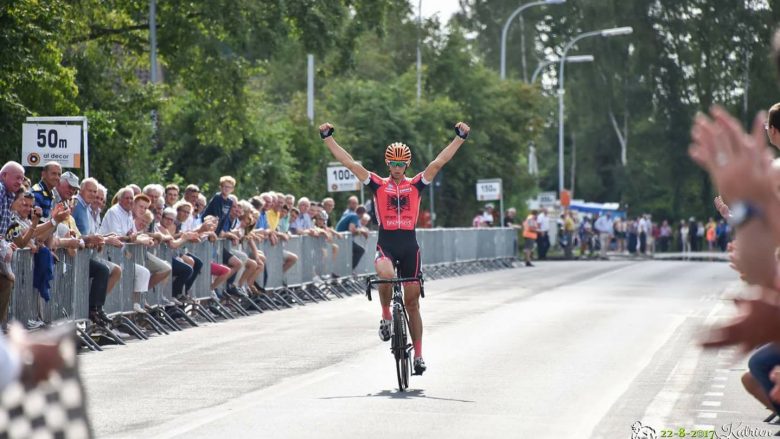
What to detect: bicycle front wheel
<box><xmin>393</xmin><ymin>309</ymin><xmax>409</xmax><ymax>391</ymax></box>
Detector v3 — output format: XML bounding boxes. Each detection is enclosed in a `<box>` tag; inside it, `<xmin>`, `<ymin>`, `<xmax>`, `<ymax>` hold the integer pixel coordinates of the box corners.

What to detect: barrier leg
<box><xmin>113</xmin><ymin>315</ymin><xmax>148</xmax><ymax>340</ymax></box>
<box><xmin>136</xmin><ymin>312</ymin><xmax>169</xmax><ymax>335</ymax></box>
<box><xmin>77</xmin><ymin>327</ymin><xmax>103</xmax><ymax>352</ymax></box>
<box><xmin>190</xmin><ymin>301</ymin><xmax>217</xmax><ymax>323</ymax></box>
<box><xmin>151</xmin><ymin>306</ymin><xmax>183</xmax><ymax>332</ymax></box>
<box><xmin>168</xmin><ymin>305</ymin><xmax>199</xmax><ymax>327</ymax></box>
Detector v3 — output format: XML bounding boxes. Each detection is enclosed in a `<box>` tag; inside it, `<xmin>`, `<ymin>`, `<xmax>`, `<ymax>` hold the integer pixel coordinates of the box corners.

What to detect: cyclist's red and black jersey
<box><xmin>363</xmin><ymin>172</ymin><xmax>430</xmax><ymax>279</ymax></box>
<box><xmin>363</xmin><ymin>172</ymin><xmax>429</xmax><ymax>231</ymax></box>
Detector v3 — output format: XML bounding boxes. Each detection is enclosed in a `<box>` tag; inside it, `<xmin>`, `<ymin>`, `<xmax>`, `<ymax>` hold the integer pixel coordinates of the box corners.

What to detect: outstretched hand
<box><xmin>689</xmin><ymin>107</ymin><xmax>774</xmax><ymax>204</ymax></box>
<box><xmin>455</xmin><ymin>122</ymin><xmax>470</xmax><ymax>139</ymax></box>
<box><xmin>319</xmin><ymin>123</ymin><xmax>334</xmax><ymax>139</ymax></box>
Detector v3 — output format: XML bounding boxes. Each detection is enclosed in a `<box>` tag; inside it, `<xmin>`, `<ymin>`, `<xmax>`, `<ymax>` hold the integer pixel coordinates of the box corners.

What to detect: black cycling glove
<box><xmin>320</xmin><ymin>127</ymin><xmax>335</xmax><ymax>139</ymax></box>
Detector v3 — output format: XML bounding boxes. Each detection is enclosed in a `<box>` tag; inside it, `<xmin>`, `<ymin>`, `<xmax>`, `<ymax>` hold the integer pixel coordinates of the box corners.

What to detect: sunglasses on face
<box><xmin>387</xmin><ymin>161</ymin><xmax>407</xmax><ymax>168</ymax></box>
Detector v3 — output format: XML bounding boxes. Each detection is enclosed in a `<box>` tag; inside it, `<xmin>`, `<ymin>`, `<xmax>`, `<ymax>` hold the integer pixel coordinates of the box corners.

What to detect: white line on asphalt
<box><xmin>701</xmin><ymin>401</ymin><xmax>721</xmax><ymax>407</ymax></box>
<box><xmin>704</xmin><ymin>392</ymin><xmax>724</xmax><ymax>397</ymax></box>
<box><xmin>712</xmin><ymin>376</ymin><xmax>727</xmax><ymax>381</ymax></box>
<box><xmin>711</xmin><ymin>384</ymin><xmax>726</xmax><ymax>389</ymax></box>
<box><xmin>698</xmin><ymin>413</ymin><xmax>718</xmax><ymax>419</ymax></box>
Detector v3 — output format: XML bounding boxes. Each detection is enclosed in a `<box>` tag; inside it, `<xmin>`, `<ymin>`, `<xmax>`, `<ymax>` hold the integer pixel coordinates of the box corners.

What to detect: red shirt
<box><xmin>364</xmin><ymin>172</ymin><xmax>429</xmax><ymax>231</ymax></box>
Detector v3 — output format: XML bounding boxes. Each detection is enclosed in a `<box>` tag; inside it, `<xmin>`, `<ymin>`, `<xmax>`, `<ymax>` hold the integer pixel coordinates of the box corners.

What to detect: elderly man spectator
<box><xmin>202</xmin><ymin>176</ymin><xmax>235</xmax><ymax>234</ymax></box>
<box><xmin>594</xmin><ymin>213</ymin><xmax>614</xmax><ymax>259</ymax></box>
<box><xmin>91</xmin><ymin>184</ymin><xmax>107</xmax><ymax>231</ymax></box>
<box><xmin>291</xmin><ymin>197</ymin><xmax>314</xmax><ymax>234</ymax></box>
<box><xmin>284</xmin><ymin>194</ymin><xmax>295</xmax><ymax>209</ymax></box>
<box><xmin>261</xmin><ymin>193</ymin><xmax>280</xmax><ymax>231</ymax></box>
<box><xmin>100</xmin><ymin>187</ymin><xmax>153</xmax><ymax>312</ymax></box>
<box><xmin>31</xmin><ymin>162</ymin><xmax>61</xmax><ymax>219</ymax></box>
<box><xmin>73</xmin><ymin>178</ymin><xmax>123</xmax><ymax>299</ymax></box>
<box><xmin>0</xmin><ymin>162</ymin><xmax>29</xmax><ymax>326</ymax></box>
<box><xmin>343</xmin><ymin>196</ymin><xmax>358</xmax><ymax>216</ymax></box>
<box><xmin>336</xmin><ymin>205</ymin><xmax>369</xmax><ymax>270</ymax></box>
<box><xmin>164</xmin><ymin>184</ymin><xmax>179</xmax><ymax>208</ymax></box>
<box><xmin>50</xmin><ymin>173</ymin><xmax>115</xmax><ymax>325</ymax></box>
<box><xmin>322</xmin><ymin>197</ymin><xmax>336</xmax><ymax>228</ymax></box>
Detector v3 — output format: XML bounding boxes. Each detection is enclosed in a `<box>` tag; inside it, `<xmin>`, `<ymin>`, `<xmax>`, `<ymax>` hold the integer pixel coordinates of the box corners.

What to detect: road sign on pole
<box><xmin>476</xmin><ymin>178</ymin><xmax>504</xmax><ymax>226</ymax></box>
<box><xmin>326</xmin><ymin>163</ymin><xmax>362</xmax><ymax>192</ymax></box>
<box><xmin>22</xmin><ymin>117</ymin><xmax>88</xmax><ymax>175</ymax></box>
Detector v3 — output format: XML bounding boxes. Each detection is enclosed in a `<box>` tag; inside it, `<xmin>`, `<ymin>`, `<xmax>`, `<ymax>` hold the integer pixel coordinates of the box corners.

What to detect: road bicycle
<box><xmin>366</xmin><ymin>274</ymin><xmax>424</xmax><ymax>392</ymax></box>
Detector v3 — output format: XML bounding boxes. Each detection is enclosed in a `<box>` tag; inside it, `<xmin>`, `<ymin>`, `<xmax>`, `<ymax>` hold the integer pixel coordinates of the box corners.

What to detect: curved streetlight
<box><xmin>500</xmin><ymin>0</ymin><xmax>566</xmax><ymax>81</ymax></box>
<box><xmin>530</xmin><ymin>54</ymin><xmax>594</xmax><ymax>83</ymax></box>
<box><xmin>557</xmin><ymin>26</ymin><xmax>632</xmax><ymax>195</ymax></box>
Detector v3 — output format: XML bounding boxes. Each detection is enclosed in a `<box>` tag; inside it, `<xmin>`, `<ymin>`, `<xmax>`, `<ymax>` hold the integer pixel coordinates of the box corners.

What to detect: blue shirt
<box><xmin>255</xmin><ymin>211</ymin><xmax>269</xmax><ymax>230</ymax></box>
<box><xmin>72</xmin><ymin>195</ymin><xmax>91</xmax><ymax>236</ymax></box>
<box><xmin>202</xmin><ymin>193</ymin><xmax>233</xmax><ymax>234</ymax></box>
<box><xmin>32</xmin><ymin>180</ymin><xmax>55</xmax><ymax>219</ymax></box>
<box><xmin>336</xmin><ymin>212</ymin><xmax>359</xmax><ymax>233</ymax></box>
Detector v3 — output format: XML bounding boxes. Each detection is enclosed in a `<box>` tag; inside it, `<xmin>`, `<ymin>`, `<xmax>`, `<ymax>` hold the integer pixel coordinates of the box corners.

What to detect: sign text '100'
<box><xmin>331</xmin><ymin>169</ymin><xmax>357</xmax><ymax>181</ymax></box>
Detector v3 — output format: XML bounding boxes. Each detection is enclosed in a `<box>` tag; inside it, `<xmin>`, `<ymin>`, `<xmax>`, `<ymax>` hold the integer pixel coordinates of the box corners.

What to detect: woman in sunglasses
<box><xmin>319</xmin><ymin>121</ymin><xmax>470</xmax><ymax>376</ymax></box>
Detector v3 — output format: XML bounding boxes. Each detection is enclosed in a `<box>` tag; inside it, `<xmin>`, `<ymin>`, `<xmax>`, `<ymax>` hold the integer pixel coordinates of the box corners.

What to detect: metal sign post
<box><xmin>23</xmin><ymin>116</ymin><xmax>89</xmax><ymax>177</ymax></box>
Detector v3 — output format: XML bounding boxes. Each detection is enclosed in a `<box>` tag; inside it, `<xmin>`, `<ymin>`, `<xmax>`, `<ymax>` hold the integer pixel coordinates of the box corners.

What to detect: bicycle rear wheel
<box><xmin>393</xmin><ymin>308</ymin><xmax>409</xmax><ymax>391</ymax></box>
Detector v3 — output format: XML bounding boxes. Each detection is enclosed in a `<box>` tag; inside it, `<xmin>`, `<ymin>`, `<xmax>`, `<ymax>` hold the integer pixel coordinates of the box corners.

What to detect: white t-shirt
<box><xmin>537</xmin><ymin>213</ymin><xmax>550</xmax><ymax>232</ymax></box>
<box><xmin>99</xmin><ymin>204</ymin><xmax>136</xmax><ymax>236</ymax></box>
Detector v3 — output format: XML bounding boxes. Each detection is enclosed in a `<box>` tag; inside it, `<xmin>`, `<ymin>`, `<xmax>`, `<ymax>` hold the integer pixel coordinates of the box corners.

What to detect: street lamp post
<box><xmin>557</xmin><ymin>26</ymin><xmax>632</xmax><ymax>195</ymax></box>
<box><xmin>416</xmin><ymin>0</ymin><xmax>422</xmax><ymax>103</ymax></box>
<box><xmin>530</xmin><ymin>54</ymin><xmax>594</xmax><ymax>84</ymax></box>
<box><xmin>500</xmin><ymin>0</ymin><xmax>566</xmax><ymax>81</ymax></box>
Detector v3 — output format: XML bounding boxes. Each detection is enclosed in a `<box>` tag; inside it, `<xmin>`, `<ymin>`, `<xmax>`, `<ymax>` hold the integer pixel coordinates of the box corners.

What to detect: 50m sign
<box><xmin>21</xmin><ymin>124</ymin><xmax>82</xmax><ymax>168</ymax></box>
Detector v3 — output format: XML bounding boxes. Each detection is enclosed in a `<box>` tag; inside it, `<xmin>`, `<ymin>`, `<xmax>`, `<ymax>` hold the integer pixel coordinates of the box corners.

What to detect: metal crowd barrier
<box><xmin>260</xmin><ymin>240</ymin><xmax>285</xmax><ymax>289</ymax></box>
<box><xmin>6</xmin><ymin>228</ymin><xmax>519</xmax><ymax>332</ymax></box>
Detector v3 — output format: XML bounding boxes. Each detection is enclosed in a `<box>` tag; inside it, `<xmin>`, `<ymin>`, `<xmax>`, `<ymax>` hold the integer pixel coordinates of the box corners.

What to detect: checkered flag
<box><xmin>0</xmin><ymin>325</ymin><xmax>92</xmax><ymax>438</ymax></box>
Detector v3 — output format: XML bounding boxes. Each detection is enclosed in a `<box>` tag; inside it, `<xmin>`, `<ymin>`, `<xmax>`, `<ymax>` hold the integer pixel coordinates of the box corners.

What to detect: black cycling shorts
<box><xmin>375</xmin><ymin>230</ymin><xmax>421</xmax><ymax>279</ymax></box>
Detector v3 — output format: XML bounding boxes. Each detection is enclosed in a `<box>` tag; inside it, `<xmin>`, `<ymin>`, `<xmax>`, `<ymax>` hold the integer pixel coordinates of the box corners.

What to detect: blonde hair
<box><xmin>219</xmin><ymin>176</ymin><xmax>236</xmax><ymax>187</ymax></box>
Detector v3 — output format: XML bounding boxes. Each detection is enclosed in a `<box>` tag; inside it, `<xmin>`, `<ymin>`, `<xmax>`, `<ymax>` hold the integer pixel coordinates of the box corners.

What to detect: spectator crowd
<box><xmin>0</xmin><ymin>162</ymin><xmax>373</xmax><ymax>332</ymax></box>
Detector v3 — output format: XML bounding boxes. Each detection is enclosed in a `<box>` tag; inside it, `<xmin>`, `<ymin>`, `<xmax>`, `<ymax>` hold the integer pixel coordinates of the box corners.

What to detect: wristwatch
<box><xmin>49</xmin><ymin>218</ymin><xmax>58</xmax><ymax>228</ymax></box>
<box><xmin>727</xmin><ymin>201</ymin><xmax>761</xmax><ymax>228</ymax></box>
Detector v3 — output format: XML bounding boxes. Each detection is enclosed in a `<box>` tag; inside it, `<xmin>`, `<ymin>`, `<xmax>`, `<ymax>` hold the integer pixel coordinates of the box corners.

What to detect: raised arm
<box><xmin>423</xmin><ymin>122</ymin><xmax>470</xmax><ymax>183</ymax></box>
<box><xmin>319</xmin><ymin>123</ymin><xmax>369</xmax><ymax>182</ymax></box>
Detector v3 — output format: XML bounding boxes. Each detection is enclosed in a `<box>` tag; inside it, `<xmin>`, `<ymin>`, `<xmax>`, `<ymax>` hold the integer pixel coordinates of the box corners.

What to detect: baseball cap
<box><xmin>61</xmin><ymin>171</ymin><xmax>80</xmax><ymax>189</ymax></box>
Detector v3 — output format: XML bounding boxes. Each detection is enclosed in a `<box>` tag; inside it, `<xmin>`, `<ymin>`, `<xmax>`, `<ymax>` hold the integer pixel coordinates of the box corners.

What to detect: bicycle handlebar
<box><xmin>365</xmin><ymin>276</ymin><xmax>425</xmax><ymax>301</ymax></box>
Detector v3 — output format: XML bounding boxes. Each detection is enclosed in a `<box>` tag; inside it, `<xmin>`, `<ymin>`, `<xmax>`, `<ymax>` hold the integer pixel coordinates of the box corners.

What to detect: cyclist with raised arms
<box><xmin>319</xmin><ymin>121</ymin><xmax>471</xmax><ymax>375</ymax></box>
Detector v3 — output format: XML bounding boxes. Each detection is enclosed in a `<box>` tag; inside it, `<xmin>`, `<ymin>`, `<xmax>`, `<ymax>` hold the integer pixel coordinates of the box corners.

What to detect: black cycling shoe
<box><xmin>413</xmin><ymin>357</ymin><xmax>427</xmax><ymax>375</ymax></box>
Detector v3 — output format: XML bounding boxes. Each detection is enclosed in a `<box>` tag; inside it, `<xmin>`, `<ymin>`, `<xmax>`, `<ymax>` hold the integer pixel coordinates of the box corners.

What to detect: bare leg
<box><xmin>403</xmin><ymin>283</ymin><xmax>422</xmax><ymax>348</ymax></box>
<box><xmin>375</xmin><ymin>258</ymin><xmax>394</xmax><ymax>314</ymax></box>
<box><xmin>742</xmin><ymin>372</ymin><xmax>777</xmax><ymax>413</ymax></box>
<box><xmin>107</xmin><ymin>265</ymin><xmax>122</xmax><ymax>294</ymax></box>
<box><xmin>148</xmin><ymin>269</ymin><xmax>170</xmax><ymax>290</ymax></box>
<box><xmin>283</xmin><ymin>252</ymin><xmax>298</xmax><ymax>272</ymax></box>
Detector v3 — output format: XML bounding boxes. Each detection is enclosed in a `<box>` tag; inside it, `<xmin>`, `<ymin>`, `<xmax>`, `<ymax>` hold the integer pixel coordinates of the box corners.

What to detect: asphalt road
<box><xmin>80</xmin><ymin>260</ymin><xmax>771</xmax><ymax>439</ymax></box>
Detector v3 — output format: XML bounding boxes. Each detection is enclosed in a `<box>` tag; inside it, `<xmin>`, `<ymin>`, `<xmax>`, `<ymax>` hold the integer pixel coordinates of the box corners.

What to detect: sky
<box><xmin>419</xmin><ymin>0</ymin><xmax>461</xmax><ymax>21</ymax></box>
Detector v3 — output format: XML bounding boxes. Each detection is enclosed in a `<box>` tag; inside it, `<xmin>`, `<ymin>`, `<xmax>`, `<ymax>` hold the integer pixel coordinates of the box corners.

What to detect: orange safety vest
<box><xmin>523</xmin><ymin>216</ymin><xmax>538</xmax><ymax>240</ymax></box>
